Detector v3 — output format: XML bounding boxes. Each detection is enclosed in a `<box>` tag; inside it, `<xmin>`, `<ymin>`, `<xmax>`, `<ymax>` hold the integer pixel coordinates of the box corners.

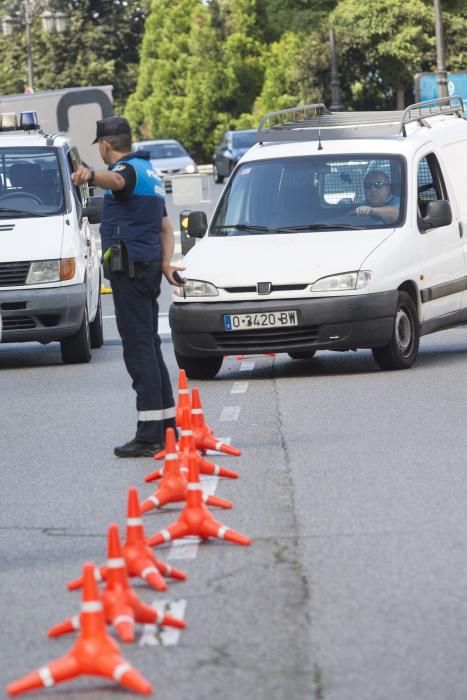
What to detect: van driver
<box><xmin>354</xmin><ymin>170</ymin><xmax>400</xmax><ymax>224</ymax></box>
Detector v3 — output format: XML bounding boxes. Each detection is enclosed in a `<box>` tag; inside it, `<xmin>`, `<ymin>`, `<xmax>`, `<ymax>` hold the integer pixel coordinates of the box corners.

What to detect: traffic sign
<box><xmin>415</xmin><ymin>72</ymin><xmax>467</xmax><ymax>111</ymax></box>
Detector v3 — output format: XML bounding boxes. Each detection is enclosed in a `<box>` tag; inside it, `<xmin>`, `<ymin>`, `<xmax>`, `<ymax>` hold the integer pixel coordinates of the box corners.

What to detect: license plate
<box><xmin>224</xmin><ymin>310</ymin><xmax>299</xmax><ymax>331</ymax></box>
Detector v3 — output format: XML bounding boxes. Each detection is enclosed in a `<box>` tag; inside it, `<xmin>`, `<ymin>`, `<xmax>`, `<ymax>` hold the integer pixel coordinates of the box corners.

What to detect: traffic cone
<box><xmin>67</xmin><ymin>488</ymin><xmax>186</xmax><ymax>592</ymax></box>
<box><xmin>176</xmin><ymin>369</ymin><xmax>191</xmax><ymax>427</ymax></box>
<box><xmin>141</xmin><ymin>428</ymin><xmax>232</xmax><ymax>512</ymax></box>
<box><xmin>51</xmin><ymin>525</ymin><xmax>186</xmax><ymax>643</ymax></box>
<box><xmin>146</xmin><ymin>455</ymin><xmax>251</xmax><ymax>548</ymax></box>
<box><xmin>191</xmin><ymin>387</ymin><xmax>241</xmax><ymax>456</ymax></box>
<box><xmin>7</xmin><ymin>562</ymin><xmax>152</xmax><ymax>697</ymax></box>
<box><xmin>148</xmin><ymin>409</ymin><xmax>239</xmax><ymax>481</ymax></box>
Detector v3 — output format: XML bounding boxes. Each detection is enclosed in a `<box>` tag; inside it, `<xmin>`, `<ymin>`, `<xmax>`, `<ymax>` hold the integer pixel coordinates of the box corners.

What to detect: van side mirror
<box><xmin>187</xmin><ymin>211</ymin><xmax>208</xmax><ymax>238</ymax></box>
<box><xmin>420</xmin><ymin>200</ymin><xmax>452</xmax><ymax>231</ymax></box>
<box><xmin>82</xmin><ymin>195</ymin><xmax>103</xmax><ymax>224</ymax></box>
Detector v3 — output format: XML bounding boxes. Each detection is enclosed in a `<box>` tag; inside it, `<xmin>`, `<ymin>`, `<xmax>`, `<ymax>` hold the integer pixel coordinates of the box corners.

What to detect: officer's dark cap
<box><xmin>92</xmin><ymin>116</ymin><xmax>131</xmax><ymax>144</ymax></box>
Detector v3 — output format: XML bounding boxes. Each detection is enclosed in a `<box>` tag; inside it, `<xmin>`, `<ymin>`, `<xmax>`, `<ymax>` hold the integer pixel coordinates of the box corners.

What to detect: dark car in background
<box><xmin>212</xmin><ymin>129</ymin><xmax>257</xmax><ymax>183</ymax></box>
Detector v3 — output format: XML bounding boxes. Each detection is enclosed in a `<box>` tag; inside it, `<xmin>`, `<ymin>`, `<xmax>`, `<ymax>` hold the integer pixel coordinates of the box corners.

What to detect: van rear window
<box><xmin>0</xmin><ymin>147</ymin><xmax>64</xmax><ymax>217</ymax></box>
<box><xmin>211</xmin><ymin>155</ymin><xmax>404</xmax><ymax>234</ymax></box>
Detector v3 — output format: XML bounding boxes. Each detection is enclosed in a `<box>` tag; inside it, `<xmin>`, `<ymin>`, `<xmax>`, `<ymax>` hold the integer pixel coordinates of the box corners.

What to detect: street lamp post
<box><xmin>433</xmin><ymin>0</ymin><xmax>449</xmax><ymax>98</ymax></box>
<box><xmin>329</xmin><ymin>27</ymin><xmax>344</xmax><ymax>111</ymax></box>
<box><xmin>1</xmin><ymin>1</ymin><xmax>66</xmax><ymax>92</ymax></box>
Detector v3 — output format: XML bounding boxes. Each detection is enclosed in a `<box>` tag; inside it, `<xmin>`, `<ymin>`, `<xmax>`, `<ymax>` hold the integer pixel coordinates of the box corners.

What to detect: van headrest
<box><xmin>9</xmin><ymin>162</ymin><xmax>42</xmax><ymax>188</ymax></box>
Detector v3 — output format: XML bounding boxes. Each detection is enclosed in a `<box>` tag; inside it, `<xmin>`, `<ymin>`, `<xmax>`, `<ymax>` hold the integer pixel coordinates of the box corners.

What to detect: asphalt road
<box><xmin>2</xmin><ymin>179</ymin><xmax>467</xmax><ymax>700</ymax></box>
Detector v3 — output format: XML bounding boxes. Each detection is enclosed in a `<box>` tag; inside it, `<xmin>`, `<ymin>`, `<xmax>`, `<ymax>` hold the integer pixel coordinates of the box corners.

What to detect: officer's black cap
<box><xmin>92</xmin><ymin>116</ymin><xmax>131</xmax><ymax>144</ymax></box>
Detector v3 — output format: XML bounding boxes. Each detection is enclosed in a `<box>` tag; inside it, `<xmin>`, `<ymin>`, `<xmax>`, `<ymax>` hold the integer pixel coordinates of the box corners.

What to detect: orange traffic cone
<box><xmin>7</xmin><ymin>562</ymin><xmax>152</xmax><ymax>697</ymax></box>
<box><xmin>176</xmin><ymin>369</ymin><xmax>191</xmax><ymax>427</ymax></box>
<box><xmin>147</xmin><ymin>409</ymin><xmax>239</xmax><ymax>481</ymax></box>
<box><xmin>51</xmin><ymin>524</ymin><xmax>186</xmax><ymax>643</ymax></box>
<box><xmin>146</xmin><ymin>455</ymin><xmax>251</xmax><ymax>548</ymax></box>
<box><xmin>191</xmin><ymin>387</ymin><xmax>241</xmax><ymax>456</ymax></box>
<box><xmin>141</xmin><ymin>428</ymin><xmax>232</xmax><ymax>512</ymax></box>
<box><xmin>67</xmin><ymin>488</ymin><xmax>186</xmax><ymax>592</ymax></box>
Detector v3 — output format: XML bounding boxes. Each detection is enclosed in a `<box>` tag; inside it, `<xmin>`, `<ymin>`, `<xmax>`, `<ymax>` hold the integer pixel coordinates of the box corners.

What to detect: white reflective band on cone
<box><xmin>114</xmin><ymin>614</ymin><xmax>134</xmax><ymax>626</ymax></box>
<box><xmin>39</xmin><ymin>666</ymin><xmax>54</xmax><ymax>688</ymax></box>
<box><xmin>82</xmin><ymin>601</ymin><xmax>103</xmax><ymax>613</ymax></box>
<box><xmin>187</xmin><ymin>483</ymin><xmax>201</xmax><ymax>491</ymax></box>
<box><xmin>181</xmin><ymin>430</ymin><xmax>192</xmax><ymax>436</ymax></box>
<box><xmin>107</xmin><ymin>557</ymin><xmax>126</xmax><ymax>569</ymax></box>
<box><xmin>213</xmin><ymin>464</ymin><xmax>220</xmax><ymax>475</ymax></box>
<box><xmin>94</xmin><ymin>567</ymin><xmax>103</xmax><ymax>582</ymax></box>
<box><xmin>71</xmin><ymin>614</ymin><xmax>80</xmax><ymax>629</ymax></box>
<box><xmin>178</xmin><ymin>389</ymin><xmax>189</xmax><ymax>394</ymax></box>
<box><xmin>166</xmin><ymin>452</ymin><xmax>178</xmax><ymax>460</ymax></box>
<box><xmin>191</xmin><ymin>409</ymin><xmax>202</xmax><ymax>414</ymax></box>
<box><xmin>149</xmin><ymin>495</ymin><xmax>160</xmax><ymax>507</ymax></box>
<box><xmin>218</xmin><ymin>526</ymin><xmax>228</xmax><ymax>539</ymax></box>
<box><xmin>113</xmin><ymin>662</ymin><xmax>131</xmax><ymax>682</ymax></box>
<box><xmin>161</xmin><ymin>528</ymin><xmax>171</xmax><ymax>542</ymax></box>
<box><xmin>141</xmin><ymin>566</ymin><xmax>158</xmax><ymax>579</ymax></box>
<box><xmin>215</xmin><ymin>442</ymin><xmax>223</xmax><ymax>451</ymax></box>
<box><xmin>127</xmin><ymin>517</ymin><xmax>142</xmax><ymax>526</ymax></box>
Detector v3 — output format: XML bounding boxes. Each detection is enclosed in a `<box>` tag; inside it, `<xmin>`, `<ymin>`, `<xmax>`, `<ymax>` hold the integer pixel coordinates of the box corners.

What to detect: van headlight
<box><xmin>311</xmin><ymin>270</ymin><xmax>372</xmax><ymax>292</ymax></box>
<box><xmin>26</xmin><ymin>258</ymin><xmax>76</xmax><ymax>284</ymax></box>
<box><xmin>173</xmin><ymin>279</ymin><xmax>219</xmax><ymax>297</ymax></box>
<box><xmin>184</xmin><ymin>164</ymin><xmax>197</xmax><ymax>174</ymax></box>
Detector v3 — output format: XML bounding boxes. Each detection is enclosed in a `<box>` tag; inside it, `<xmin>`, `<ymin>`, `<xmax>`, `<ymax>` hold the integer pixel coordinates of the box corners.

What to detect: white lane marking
<box><xmin>139</xmin><ymin>599</ymin><xmax>187</xmax><ymax>647</ymax></box>
<box><xmin>220</xmin><ymin>406</ymin><xmax>241</xmax><ymax>422</ymax></box>
<box><xmin>240</xmin><ymin>359</ymin><xmax>255</xmax><ymax>371</ymax></box>
<box><xmin>231</xmin><ymin>381</ymin><xmax>249</xmax><ymax>394</ymax></box>
<box><xmin>206</xmin><ymin>436</ymin><xmax>231</xmax><ymax>456</ymax></box>
<box><xmin>167</xmin><ymin>476</ymin><xmax>219</xmax><ymax>560</ymax></box>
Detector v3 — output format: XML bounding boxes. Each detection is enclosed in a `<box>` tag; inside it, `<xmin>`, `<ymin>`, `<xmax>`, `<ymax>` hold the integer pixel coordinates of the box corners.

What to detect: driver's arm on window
<box><xmin>354</xmin><ymin>204</ymin><xmax>399</xmax><ymax>223</ymax></box>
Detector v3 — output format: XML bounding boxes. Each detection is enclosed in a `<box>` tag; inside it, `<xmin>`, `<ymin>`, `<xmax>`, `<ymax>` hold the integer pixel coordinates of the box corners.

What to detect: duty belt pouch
<box><xmin>110</xmin><ymin>241</ymin><xmax>124</xmax><ymax>272</ymax></box>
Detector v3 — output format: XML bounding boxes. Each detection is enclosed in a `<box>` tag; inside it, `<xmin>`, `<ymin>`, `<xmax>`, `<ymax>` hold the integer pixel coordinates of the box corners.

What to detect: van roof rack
<box><xmin>256</xmin><ymin>96</ymin><xmax>465</xmax><ymax>143</ymax></box>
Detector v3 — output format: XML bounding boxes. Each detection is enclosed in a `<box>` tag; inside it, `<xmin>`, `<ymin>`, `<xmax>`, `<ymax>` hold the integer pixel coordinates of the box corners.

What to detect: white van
<box><xmin>0</xmin><ymin>111</ymin><xmax>103</xmax><ymax>363</ymax></box>
<box><xmin>170</xmin><ymin>97</ymin><xmax>467</xmax><ymax>379</ymax></box>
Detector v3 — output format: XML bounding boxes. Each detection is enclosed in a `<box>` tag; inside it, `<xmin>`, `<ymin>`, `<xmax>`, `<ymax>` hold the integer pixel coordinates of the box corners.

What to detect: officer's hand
<box><xmin>71</xmin><ymin>165</ymin><xmax>93</xmax><ymax>185</ymax></box>
<box><xmin>163</xmin><ymin>265</ymin><xmax>186</xmax><ymax>287</ymax></box>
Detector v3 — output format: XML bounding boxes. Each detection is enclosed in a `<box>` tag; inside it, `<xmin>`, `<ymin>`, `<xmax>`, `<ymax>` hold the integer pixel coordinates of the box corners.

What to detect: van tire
<box><xmin>372</xmin><ymin>291</ymin><xmax>419</xmax><ymax>370</ymax></box>
<box><xmin>213</xmin><ymin>165</ymin><xmax>224</xmax><ymax>184</ymax></box>
<box><xmin>90</xmin><ymin>294</ymin><xmax>104</xmax><ymax>348</ymax></box>
<box><xmin>288</xmin><ymin>350</ymin><xmax>316</xmax><ymax>360</ymax></box>
<box><xmin>60</xmin><ymin>307</ymin><xmax>92</xmax><ymax>364</ymax></box>
<box><xmin>175</xmin><ymin>351</ymin><xmax>223</xmax><ymax>379</ymax></box>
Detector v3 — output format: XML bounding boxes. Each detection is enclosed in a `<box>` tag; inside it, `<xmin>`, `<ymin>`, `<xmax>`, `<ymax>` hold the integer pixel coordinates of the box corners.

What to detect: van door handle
<box><xmin>459</xmin><ymin>222</ymin><xmax>465</xmax><ymax>239</ymax></box>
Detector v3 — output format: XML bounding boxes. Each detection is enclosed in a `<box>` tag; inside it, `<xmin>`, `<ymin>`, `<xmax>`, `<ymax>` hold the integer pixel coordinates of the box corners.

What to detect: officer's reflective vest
<box><xmin>100</xmin><ymin>152</ymin><xmax>165</xmax><ymax>262</ymax></box>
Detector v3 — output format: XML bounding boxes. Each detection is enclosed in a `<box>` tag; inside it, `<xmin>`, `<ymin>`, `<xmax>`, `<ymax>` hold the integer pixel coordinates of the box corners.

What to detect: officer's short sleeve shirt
<box><xmin>110</xmin><ymin>162</ymin><xmax>168</xmax><ymax>216</ymax></box>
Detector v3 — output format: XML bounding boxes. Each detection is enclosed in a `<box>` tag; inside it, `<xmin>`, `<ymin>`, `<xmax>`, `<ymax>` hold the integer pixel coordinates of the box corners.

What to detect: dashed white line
<box><xmin>231</xmin><ymin>382</ymin><xmax>249</xmax><ymax>394</ymax></box>
<box><xmin>139</xmin><ymin>598</ymin><xmax>187</xmax><ymax>647</ymax></box>
<box><xmin>220</xmin><ymin>406</ymin><xmax>241</xmax><ymax>422</ymax></box>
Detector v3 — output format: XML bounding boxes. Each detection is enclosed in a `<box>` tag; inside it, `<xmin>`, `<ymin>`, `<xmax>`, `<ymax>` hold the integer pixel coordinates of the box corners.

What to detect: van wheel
<box><xmin>175</xmin><ymin>351</ymin><xmax>223</xmax><ymax>379</ymax></box>
<box><xmin>288</xmin><ymin>350</ymin><xmax>316</xmax><ymax>360</ymax></box>
<box><xmin>60</xmin><ymin>307</ymin><xmax>92</xmax><ymax>364</ymax></box>
<box><xmin>90</xmin><ymin>294</ymin><xmax>104</xmax><ymax>348</ymax></box>
<box><xmin>213</xmin><ymin>164</ymin><xmax>224</xmax><ymax>184</ymax></box>
<box><xmin>372</xmin><ymin>291</ymin><xmax>419</xmax><ymax>370</ymax></box>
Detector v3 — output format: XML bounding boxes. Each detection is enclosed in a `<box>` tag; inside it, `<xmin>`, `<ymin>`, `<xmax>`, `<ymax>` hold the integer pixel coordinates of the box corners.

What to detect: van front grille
<box><xmin>212</xmin><ymin>324</ymin><xmax>319</xmax><ymax>350</ymax></box>
<box><xmin>0</xmin><ymin>261</ymin><xmax>30</xmax><ymax>286</ymax></box>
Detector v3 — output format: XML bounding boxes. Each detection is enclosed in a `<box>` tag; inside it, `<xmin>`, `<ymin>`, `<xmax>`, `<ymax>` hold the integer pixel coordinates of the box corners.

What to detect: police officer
<box><xmin>72</xmin><ymin>116</ymin><xmax>185</xmax><ymax>457</ymax></box>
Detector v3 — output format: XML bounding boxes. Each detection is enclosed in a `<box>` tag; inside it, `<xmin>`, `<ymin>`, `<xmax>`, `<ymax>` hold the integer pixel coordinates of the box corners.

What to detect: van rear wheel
<box><xmin>175</xmin><ymin>351</ymin><xmax>223</xmax><ymax>379</ymax></box>
<box><xmin>90</xmin><ymin>294</ymin><xmax>104</xmax><ymax>349</ymax></box>
<box><xmin>60</xmin><ymin>307</ymin><xmax>92</xmax><ymax>364</ymax></box>
<box><xmin>372</xmin><ymin>291</ymin><xmax>419</xmax><ymax>370</ymax></box>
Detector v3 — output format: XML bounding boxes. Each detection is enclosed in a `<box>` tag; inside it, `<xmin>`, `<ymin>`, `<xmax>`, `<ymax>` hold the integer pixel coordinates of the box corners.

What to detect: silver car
<box><xmin>132</xmin><ymin>139</ymin><xmax>197</xmax><ymax>191</ymax></box>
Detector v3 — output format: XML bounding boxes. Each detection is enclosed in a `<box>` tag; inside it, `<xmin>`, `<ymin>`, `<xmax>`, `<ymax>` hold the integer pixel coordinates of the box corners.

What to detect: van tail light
<box><xmin>60</xmin><ymin>258</ymin><xmax>76</xmax><ymax>281</ymax></box>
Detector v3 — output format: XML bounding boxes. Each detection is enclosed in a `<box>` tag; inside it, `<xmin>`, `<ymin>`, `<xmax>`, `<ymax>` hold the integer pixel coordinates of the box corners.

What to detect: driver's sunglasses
<box><xmin>365</xmin><ymin>181</ymin><xmax>389</xmax><ymax>190</ymax></box>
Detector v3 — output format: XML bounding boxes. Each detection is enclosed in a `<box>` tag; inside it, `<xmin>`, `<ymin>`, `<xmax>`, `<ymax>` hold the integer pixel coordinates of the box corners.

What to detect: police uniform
<box><xmin>100</xmin><ymin>150</ymin><xmax>176</xmax><ymax>454</ymax></box>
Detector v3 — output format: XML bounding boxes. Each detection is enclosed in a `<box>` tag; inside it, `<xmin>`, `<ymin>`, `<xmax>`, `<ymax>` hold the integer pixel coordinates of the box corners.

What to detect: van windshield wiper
<box><xmin>0</xmin><ymin>207</ymin><xmax>48</xmax><ymax>218</ymax></box>
<box><xmin>211</xmin><ymin>224</ymin><xmax>271</xmax><ymax>235</ymax></box>
<box><xmin>276</xmin><ymin>224</ymin><xmax>362</xmax><ymax>232</ymax></box>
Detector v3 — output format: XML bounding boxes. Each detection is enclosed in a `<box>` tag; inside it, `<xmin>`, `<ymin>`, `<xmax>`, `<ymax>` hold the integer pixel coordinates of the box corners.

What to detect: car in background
<box><xmin>132</xmin><ymin>139</ymin><xmax>197</xmax><ymax>191</ymax></box>
<box><xmin>212</xmin><ymin>129</ymin><xmax>257</xmax><ymax>184</ymax></box>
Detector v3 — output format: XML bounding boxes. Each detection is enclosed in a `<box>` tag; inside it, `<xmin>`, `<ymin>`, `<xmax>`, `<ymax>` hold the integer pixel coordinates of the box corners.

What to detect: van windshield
<box><xmin>0</xmin><ymin>147</ymin><xmax>64</xmax><ymax>218</ymax></box>
<box><xmin>211</xmin><ymin>155</ymin><xmax>405</xmax><ymax>234</ymax></box>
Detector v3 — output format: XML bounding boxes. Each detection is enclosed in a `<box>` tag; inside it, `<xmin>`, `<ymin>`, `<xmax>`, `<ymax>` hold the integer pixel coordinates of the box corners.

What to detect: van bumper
<box><xmin>170</xmin><ymin>291</ymin><xmax>398</xmax><ymax>356</ymax></box>
<box><xmin>0</xmin><ymin>284</ymin><xmax>86</xmax><ymax>343</ymax></box>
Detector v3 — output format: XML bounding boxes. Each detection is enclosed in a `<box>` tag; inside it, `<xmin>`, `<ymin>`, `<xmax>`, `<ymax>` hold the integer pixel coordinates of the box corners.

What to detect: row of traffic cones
<box><xmin>7</xmin><ymin>369</ymin><xmax>251</xmax><ymax>696</ymax></box>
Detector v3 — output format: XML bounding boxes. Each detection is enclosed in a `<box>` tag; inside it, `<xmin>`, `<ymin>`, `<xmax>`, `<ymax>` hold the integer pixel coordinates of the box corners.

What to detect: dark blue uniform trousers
<box><xmin>110</xmin><ymin>260</ymin><xmax>176</xmax><ymax>444</ymax></box>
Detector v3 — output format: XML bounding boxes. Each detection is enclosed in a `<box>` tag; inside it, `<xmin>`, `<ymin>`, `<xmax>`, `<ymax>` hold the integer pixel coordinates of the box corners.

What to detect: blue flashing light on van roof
<box><xmin>0</xmin><ymin>111</ymin><xmax>40</xmax><ymax>132</ymax></box>
<box><xmin>19</xmin><ymin>111</ymin><xmax>39</xmax><ymax>130</ymax></box>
